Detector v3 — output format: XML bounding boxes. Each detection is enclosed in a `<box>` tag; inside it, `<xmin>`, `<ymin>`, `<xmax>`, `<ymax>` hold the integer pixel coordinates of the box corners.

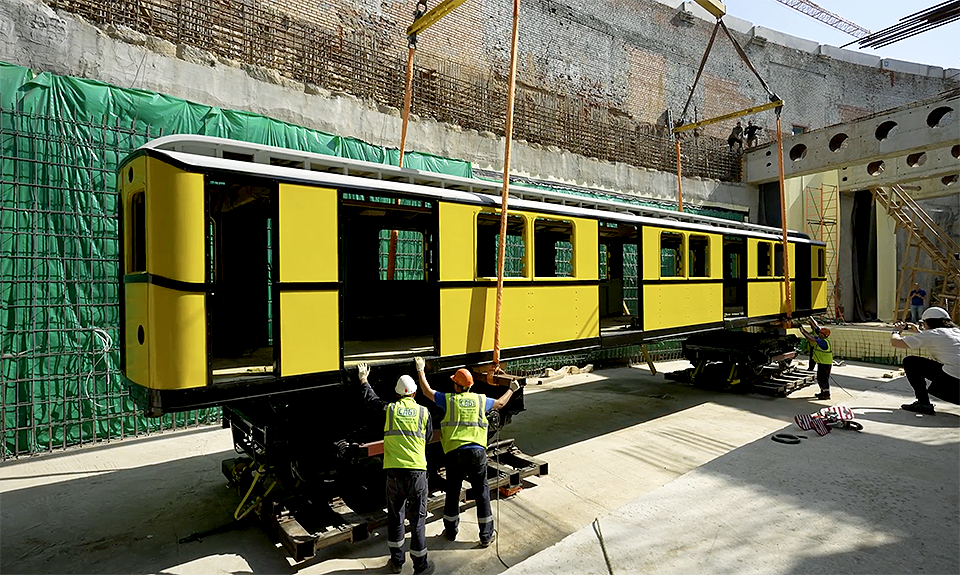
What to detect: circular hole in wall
<box><xmin>875</xmin><ymin>121</ymin><xmax>898</xmax><ymax>141</ymax></box>
<box><xmin>765</xmin><ymin>150</ymin><xmax>772</xmax><ymax>157</ymax></box>
<box><xmin>138</xmin><ymin>325</ymin><xmax>145</xmax><ymax>345</ymax></box>
<box><xmin>766</xmin><ymin>162</ymin><xmax>772</xmax><ymax>168</ymax></box>
<box><xmin>926</xmin><ymin>106</ymin><xmax>953</xmax><ymax>128</ymax></box>
<box><xmin>789</xmin><ymin>144</ymin><xmax>807</xmax><ymax>161</ymax></box>
<box><xmin>867</xmin><ymin>160</ymin><xmax>885</xmax><ymax>176</ymax></box>
<box><xmin>906</xmin><ymin>152</ymin><xmax>927</xmax><ymax>167</ymax></box>
<box><xmin>943</xmin><ymin>174</ymin><xmax>958</xmax><ymax>186</ymax></box>
<box><xmin>828</xmin><ymin>133</ymin><xmax>848</xmax><ymax>152</ymax></box>
<box><xmin>953</xmin><ymin>144</ymin><xmax>960</xmax><ymax>159</ymax></box>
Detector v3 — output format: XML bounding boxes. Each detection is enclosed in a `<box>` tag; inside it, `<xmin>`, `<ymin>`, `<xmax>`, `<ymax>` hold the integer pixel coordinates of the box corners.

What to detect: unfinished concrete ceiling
<box><xmin>743</xmin><ymin>90</ymin><xmax>960</xmax><ymax>199</ymax></box>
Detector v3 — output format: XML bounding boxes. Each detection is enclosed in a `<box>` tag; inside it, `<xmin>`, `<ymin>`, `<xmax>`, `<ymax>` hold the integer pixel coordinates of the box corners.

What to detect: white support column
<box><xmin>876</xmin><ymin>199</ymin><xmax>899</xmax><ymax>321</ymax></box>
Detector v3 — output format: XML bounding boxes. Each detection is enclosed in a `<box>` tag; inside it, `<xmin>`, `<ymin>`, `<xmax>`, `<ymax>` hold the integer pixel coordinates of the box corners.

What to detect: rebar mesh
<box><xmin>46</xmin><ymin>0</ymin><xmax>741</xmax><ymax>182</ymax></box>
<box><xmin>1</xmin><ymin>105</ymin><xmax>220</xmax><ymax>460</ymax></box>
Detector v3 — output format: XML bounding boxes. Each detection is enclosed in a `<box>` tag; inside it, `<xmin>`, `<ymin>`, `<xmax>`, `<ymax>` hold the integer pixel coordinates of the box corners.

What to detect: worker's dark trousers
<box><xmin>817</xmin><ymin>363</ymin><xmax>832</xmax><ymax>391</ymax></box>
<box><xmin>385</xmin><ymin>469</ymin><xmax>429</xmax><ymax>571</ymax></box>
<box><xmin>443</xmin><ymin>447</ymin><xmax>494</xmax><ymax>543</ymax></box>
<box><xmin>903</xmin><ymin>355</ymin><xmax>960</xmax><ymax>405</ymax></box>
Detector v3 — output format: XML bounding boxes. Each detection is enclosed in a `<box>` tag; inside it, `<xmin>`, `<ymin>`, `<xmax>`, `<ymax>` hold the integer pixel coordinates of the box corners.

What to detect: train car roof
<box><xmin>134</xmin><ymin>135</ymin><xmax>823</xmax><ymax>245</ymax></box>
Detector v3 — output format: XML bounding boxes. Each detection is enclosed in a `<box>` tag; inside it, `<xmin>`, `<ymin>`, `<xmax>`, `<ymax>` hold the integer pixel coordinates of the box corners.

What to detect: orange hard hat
<box><xmin>819</xmin><ymin>328</ymin><xmax>831</xmax><ymax>337</ymax></box>
<box><xmin>450</xmin><ymin>368</ymin><xmax>474</xmax><ymax>388</ymax></box>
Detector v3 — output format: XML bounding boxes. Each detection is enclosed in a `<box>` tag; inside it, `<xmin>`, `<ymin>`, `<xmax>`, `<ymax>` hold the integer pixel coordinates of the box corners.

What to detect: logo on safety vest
<box><xmin>398</xmin><ymin>407</ymin><xmax>417</xmax><ymax>417</ymax></box>
<box><xmin>458</xmin><ymin>397</ymin><xmax>477</xmax><ymax>408</ymax></box>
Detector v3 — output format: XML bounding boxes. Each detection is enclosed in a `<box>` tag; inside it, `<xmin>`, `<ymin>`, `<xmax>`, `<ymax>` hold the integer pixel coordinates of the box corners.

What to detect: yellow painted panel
<box><xmin>439</xmin><ymin>202</ymin><xmax>477</xmax><ymax>281</ymax></box>
<box><xmin>148</xmin><ymin>285</ymin><xmax>207</xmax><ymax>390</ymax></box>
<box><xmin>146</xmin><ymin>159</ymin><xmax>205</xmax><ymax>283</ymax></box>
<box><xmin>440</xmin><ymin>285</ymin><xmax>599</xmax><ymax>356</ymax></box>
<box><xmin>710</xmin><ymin>234</ymin><xmax>723</xmax><ymax>279</ymax></box>
<box><xmin>642</xmin><ymin>283</ymin><xmax>722</xmax><ymax>330</ymax></box>
<box><xmin>280</xmin><ymin>291</ymin><xmax>340</xmax><ymax>376</ymax></box>
<box><xmin>748</xmin><ymin>280</ymin><xmax>797</xmax><ymax>317</ymax></box>
<box><xmin>573</xmin><ymin>219</ymin><xmax>599</xmax><ymax>280</ymax></box>
<box><xmin>279</xmin><ymin>184</ymin><xmax>338</xmax><ymax>283</ymax></box>
<box><xmin>642</xmin><ymin>227</ymin><xmax>663</xmax><ymax>280</ymax></box>
<box><xmin>812</xmin><ymin>279</ymin><xmax>828</xmax><ymax>310</ymax></box>
<box><xmin>123</xmin><ymin>282</ymin><xmax>150</xmax><ymax>386</ymax></box>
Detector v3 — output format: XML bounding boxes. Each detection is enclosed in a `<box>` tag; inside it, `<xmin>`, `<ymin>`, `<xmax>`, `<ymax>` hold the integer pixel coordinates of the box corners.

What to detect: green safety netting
<box><xmin>0</xmin><ymin>62</ymin><xmax>470</xmax><ymax>458</ymax></box>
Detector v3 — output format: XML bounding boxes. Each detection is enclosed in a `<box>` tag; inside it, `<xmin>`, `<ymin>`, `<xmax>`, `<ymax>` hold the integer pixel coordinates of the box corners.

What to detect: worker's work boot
<box><xmin>901</xmin><ymin>401</ymin><xmax>935</xmax><ymax>415</ymax></box>
<box><xmin>814</xmin><ymin>390</ymin><xmax>831</xmax><ymax>400</ymax></box>
<box><xmin>480</xmin><ymin>531</ymin><xmax>497</xmax><ymax>548</ymax></box>
<box><xmin>387</xmin><ymin>559</ymin><xmax>402</xmax><ymax>574</ymax></box>
<box><xmin>414</xmin><ymin>560</ymin><xmax>436</xmax><ymax>575</ymax></box>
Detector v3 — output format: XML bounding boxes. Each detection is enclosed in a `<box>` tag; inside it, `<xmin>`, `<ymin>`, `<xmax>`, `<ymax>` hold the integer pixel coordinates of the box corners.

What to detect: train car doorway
<box><xmin>206</xmin><ymin>176</ymin><xmax>276</xmax><ymax>383</ymax></box>
<box><xmin>340</xmin><ymin>192</ymin><xmax>438</xmax><ymax>363</ymax></box>
<box><xmin>794</xmin><ymin>243</ymin><xmax>812</xmax><ymax>311</ymax></box>
<box><xmin>599</xmin><ymin>222</ymin><xmax>640</xmax><ymax>330</ymax></box>
<box><xmin>723</xmin><ymin>236</ymin><xmax>747</xmax><ymax>316</ymax></box>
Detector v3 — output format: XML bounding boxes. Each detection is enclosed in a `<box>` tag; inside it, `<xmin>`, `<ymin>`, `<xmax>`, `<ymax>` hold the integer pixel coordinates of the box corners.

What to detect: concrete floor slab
<box><xmin>1</xmin><ymin>361</ymin><xmax>956</xmax><ymax>575</ymax></box>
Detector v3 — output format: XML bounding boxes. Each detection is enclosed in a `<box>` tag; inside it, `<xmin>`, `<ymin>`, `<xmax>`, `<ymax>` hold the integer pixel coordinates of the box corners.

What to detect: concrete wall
<box><xmin>2</xmin><ymin>0</ymin><xmax>954</xmax><ymax>215</ymax></box>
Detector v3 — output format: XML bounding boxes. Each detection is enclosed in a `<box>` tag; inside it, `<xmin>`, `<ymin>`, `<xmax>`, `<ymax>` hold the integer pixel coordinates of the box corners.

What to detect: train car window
<box><xmin>379</xmin><ymin>230</ymin><xmax>425</xmax><ymax>280</ymax></box>
<box><xmin>817</xmin><ymin>247</ymin><xmax>825</xmax><ymax>278</ymax></box>
<box><xmin>534</xmin><ymin>218</ymin><xmax>574</xmax><ymax>278</ymax></box>
<box><xmin>688</xmin><ymin>235</ymin><xmax>709</xmax><ymax>277</ymax></box>
<box><xmin>773</xmin><ymin>243</ymin><xmax>784</xmax><ymax>276</ymax></box>
<box><xmin>660</xmin><ymin>232</ymin><xmax>684</xmax><ymax>277</ymax></box>
<box><xmin>757</xmin><ymin>242</ymin><xmax>771</xmax><ymax>277</ymax></box>
<box><xmin>129</xmin><ymin>192</ymin><xmax>146</xmax><ymax>273</ymax></box>
<box><xmin>477</xmin><ymin>213</ymin><xmax>526</xmax><ymax>278</ymax></box>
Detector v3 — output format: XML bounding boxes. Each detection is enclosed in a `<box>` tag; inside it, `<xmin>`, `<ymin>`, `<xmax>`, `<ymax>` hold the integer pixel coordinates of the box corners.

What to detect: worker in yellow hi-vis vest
<box><xmin>358</xmin><ymin>363</ymin><xmax>435</xmax><ymax>575</ymax></box>
<box><xmin>799</xmin><ymin>318</ymin><xmax>833</xmax><ymax>401</ymax></box>
<box><xmin>414</xmin><ymin>357</ymin><xmax>518</xmax><ymax>548</ymax></box>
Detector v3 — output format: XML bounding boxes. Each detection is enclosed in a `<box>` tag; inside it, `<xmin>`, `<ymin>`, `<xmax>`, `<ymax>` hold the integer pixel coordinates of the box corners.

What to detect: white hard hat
<box><xmin>921</xmin><ymin>306</ymin><xmax>950</xmax><ymax>321</ymax></box>
<box><xmin>395</xmin><ymin>375</ymin><xmax>417</xmax><ymax>396</ymax></box>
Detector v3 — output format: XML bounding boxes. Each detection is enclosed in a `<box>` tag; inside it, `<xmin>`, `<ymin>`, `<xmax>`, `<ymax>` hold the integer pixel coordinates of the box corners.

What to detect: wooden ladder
<box><xmin>872</xmin><ymin>185</ymin><xmax>960</xmax><ymax>320</ymax></box>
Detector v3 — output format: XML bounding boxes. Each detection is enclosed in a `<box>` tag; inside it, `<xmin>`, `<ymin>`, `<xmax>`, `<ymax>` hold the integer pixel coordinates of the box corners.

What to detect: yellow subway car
<box><xmin>119</xmin><ymin>135</ymin><xmax>826</xmax><ymax>415</ymax></box>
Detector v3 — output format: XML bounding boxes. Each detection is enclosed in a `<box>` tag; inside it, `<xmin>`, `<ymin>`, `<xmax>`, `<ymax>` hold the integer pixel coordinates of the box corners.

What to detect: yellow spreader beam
<box><xmin>672</xmin><ymin>99</ymin><xmax>784</xmax><ymax>133</ymax></box>
<box><xmin>694</xmin><ymin>0</ymin><xmax>726</xmax><ymax>19</ymax></box>
<box><xmin>407</xmin><ymin>0</ymin><xmax>469</xmax><ymax>36</ymax></box>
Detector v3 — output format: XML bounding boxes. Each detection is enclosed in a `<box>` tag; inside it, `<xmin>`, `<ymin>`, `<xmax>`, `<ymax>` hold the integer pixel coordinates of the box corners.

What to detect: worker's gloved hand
<box><xmin>414</xmin><ymin>356</ymin><xmax>425</xmax><ymax>373</ymax></box>
<box><xmin>357</xmin><ymin>362</ymin><xmax>370</xmax><ymax>383</ymax></box>
<box><xmin>509</xmin><ymin>380</ymin><xmax>520</xmax><ymax>392</ymax></box>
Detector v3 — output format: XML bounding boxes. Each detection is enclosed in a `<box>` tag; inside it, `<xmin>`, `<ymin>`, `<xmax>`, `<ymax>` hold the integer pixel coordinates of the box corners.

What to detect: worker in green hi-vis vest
<box><xmin>414</xmin><ymin>356</ymin><xmax>518</xmax><ymax>549</ymax></box>
<box><xmin>358</xmin><ymin>363</ymin><xmax>436</xmax><ymax>575</ymax></box>
<box><xmin>799</xmin><ymin>318</ymin><xmax>833</xmax><ymax>401</ymax></box>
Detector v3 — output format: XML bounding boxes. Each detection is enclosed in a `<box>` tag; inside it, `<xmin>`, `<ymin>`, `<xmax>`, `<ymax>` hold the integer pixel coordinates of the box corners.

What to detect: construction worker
<box><xmin>799</xmin><ymin>318</ymin><xmax>832</xmax><ymax>400</ymax></box>
<box><xmin>727</xmin><ymin>121</ymin><xmax>743</xmax><ymax>152</ymax></box>
<box><xmin>357</xmin><ymin>362</ymin><xmax>435</xmax><ymax>575</ymax></box>
<box><xmin>744</xmin><ymin>120</ymin><xmax>763</xmax><ymax>148</ymax></box>
<box><xmin>414</xmin><ymin>357</ymin><xmax>519</xmax><ymax>548</ymax></box>
<box><xmin>891</xmin><ymin>306</ymin><xmax>960</xmax><ymax>415</ymax></box>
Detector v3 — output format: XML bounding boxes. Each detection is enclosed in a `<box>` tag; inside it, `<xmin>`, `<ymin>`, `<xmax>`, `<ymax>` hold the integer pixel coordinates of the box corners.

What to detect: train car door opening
<box><xmin>339</xmin><ymin>192</ymin><xmax>438</xmax><ymax>363</ymax></box>
<box><xmin>206</xmin><ymin>175</ymin><xmax>278</xmax><ymax>383</ymax></box>
<box><xmin>723</xmin><ymin>236</ymin><xmax>746</xmax><ymax>316</ymax></box>
<box><xmin>794</xmin><ymin>243</ymin><xmax>812</xmax><ymax>311</ymax></box>
<box><xmin>599</xmin><ymin>222</ymin><xmax>640</xmax><ymax>328</ymax></box>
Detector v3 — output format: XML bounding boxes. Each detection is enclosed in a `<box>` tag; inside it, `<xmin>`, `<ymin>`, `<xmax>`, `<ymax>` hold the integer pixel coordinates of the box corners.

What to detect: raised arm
<box><xmin>414</xmin><ymin>357</ymin><xmax>436</xmax><ymax>399</ymax></box>
<box><xmin>491</xmin><ymin>380</ymin><xmax>520</xmax><ymax>411</ymax></box>
<box><xmin>891</xmin><ymin>322</ymin><xmax>920</xmax><ymax>350</ymax></box>
<box><xmin>798</xmin><ymin>324</ymin><xmax>817</xmax><ymax>343</ymax></box>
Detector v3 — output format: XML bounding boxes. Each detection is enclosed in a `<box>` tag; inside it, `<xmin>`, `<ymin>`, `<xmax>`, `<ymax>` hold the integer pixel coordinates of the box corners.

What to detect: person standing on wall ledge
<box><xmin>744</xmin><ymin>120</ymin><xmax>763</xmax><ymax>148</ymax></box>
<box><xmin>891</xmin><ymin>306</ymin><xmax>960</xmax><ymax>416</ymax></box>
<box><xmin>414</xmin><ymin>357</ymin><xmax>519</xmax><ymax>548</ymax></box>
<box><xmin>908</xmin><ymin>282</ymin><xmax>927</xmax><ymax>323</ymax></box>
<box><xmin>727</xmin><ymin>121</ymin><xmax>743</xmax><ymax>152</ymax></box>
<box><xmin>799</xmin><ymin>317</ymin><xmax>832</xmax><ymax>400</ymax></box>
<box><xmin>357</xmin><ymin>362</ymin><xmax>435</xmax><ymax>575</ymax></box>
